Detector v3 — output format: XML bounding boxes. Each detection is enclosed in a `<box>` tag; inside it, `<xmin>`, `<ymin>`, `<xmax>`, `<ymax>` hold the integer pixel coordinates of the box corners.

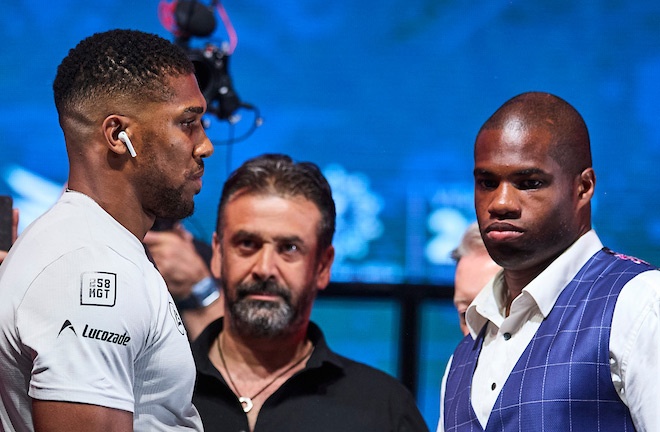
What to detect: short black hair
<box><xmin>216</xmin><ymin>154</ymin><xmax>336</xmax><ymax>253</ymax></box>
<box><xmin>53</xmin><ymin>29</ymin><xmax>194</xmax><ymax>118</ymax></box>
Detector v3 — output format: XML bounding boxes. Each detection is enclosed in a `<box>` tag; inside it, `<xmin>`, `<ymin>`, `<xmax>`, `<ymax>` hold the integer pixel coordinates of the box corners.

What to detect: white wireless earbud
<box><xmin>118</xmin><ymin>131</ymin><xmax>137</xmax><ymax>158</ymax></box>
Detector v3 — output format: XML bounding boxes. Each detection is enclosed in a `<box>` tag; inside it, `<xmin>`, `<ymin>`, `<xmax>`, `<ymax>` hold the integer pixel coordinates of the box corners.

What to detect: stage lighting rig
<box><xmin>159</xmin><ymin>0</ymin><xmax>260</xmax><ymax>129</ymax></box>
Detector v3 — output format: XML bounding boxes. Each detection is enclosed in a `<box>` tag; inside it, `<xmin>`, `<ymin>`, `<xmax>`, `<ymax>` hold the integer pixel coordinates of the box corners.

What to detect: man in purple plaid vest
<box><xmin>438</xmin><ymin>92</ymin><xmax>660</xmax><ymax>431</ymax></box>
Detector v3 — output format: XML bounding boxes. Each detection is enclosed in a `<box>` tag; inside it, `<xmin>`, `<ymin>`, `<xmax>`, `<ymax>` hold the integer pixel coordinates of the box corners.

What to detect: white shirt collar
<box><xmin>465</xmin><ymin>230</ymin><xmax>603</xmax><ymax>338</ymax></box>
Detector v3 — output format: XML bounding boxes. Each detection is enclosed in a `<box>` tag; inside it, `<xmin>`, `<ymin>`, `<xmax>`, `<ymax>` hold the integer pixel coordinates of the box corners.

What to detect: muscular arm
<box><xmin>33</xmin><ymin>400</ymin><xmax>133</xmax><ymax>432</ymax></box>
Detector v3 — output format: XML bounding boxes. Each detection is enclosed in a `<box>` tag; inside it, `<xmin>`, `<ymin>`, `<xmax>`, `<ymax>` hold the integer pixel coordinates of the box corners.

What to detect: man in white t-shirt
<box><xmin>0</xmin><ymin>29</ymin><xmax>214</xmax><ymax>431</ymax></box>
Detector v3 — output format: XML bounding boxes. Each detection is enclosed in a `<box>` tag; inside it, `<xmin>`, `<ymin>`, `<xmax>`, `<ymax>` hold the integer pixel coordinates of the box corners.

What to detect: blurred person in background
<box><xmin>0</xmin><ymin>207</ymin><xmax>18</xmax><ymax>264</ymax></box>
<box><xmin>451</xmin><ymin>222</ymin><xmax>501</xmax><ymax>336</ymax></box>
<box><xmin>145</xmin><ymin>218</ymin><xmax>224</xmax><ymax>340</ymax></box>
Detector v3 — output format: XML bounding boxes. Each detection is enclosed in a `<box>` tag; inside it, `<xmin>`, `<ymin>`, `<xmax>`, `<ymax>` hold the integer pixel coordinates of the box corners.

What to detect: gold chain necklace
<box><xmin>216</xmin><ymin>334</ymin><xmax>314</xmax><ymax>413</ymax></box>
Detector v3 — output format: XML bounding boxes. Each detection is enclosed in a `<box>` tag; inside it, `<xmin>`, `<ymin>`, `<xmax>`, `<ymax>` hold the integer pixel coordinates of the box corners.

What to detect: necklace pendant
<box><xmin>239</xmin><ymin>396</ymin><xmax>253</xmax><ymax>413</ymax></box>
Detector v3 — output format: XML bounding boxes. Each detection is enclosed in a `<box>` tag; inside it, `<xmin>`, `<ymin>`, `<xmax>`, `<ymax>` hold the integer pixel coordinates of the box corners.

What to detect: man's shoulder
<box><xmin>308</xmin><ymin>322</ymin><xmax>411</xmax><ymax>393</ymax></box>
<box><xmin>324</xmin><ymin>350</ymin><xmax>414</xmax><ymax>395</ymax></box>
<box><xmin>575</xmin><ymin>247</ymin><xmax>659</xmax><ymax>284</ymax></box>
<box><xmin>312</xmin><ymin>349</ymin><xmax>427</xmax><ymax>429</ymax></box>
<box><xmin>601</xmin><ymin>247</ymin><xmax>657</xmax><ymax>269</ymax></box>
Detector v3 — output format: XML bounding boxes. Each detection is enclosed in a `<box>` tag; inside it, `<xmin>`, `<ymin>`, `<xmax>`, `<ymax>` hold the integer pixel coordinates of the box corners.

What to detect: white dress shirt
<box><xmin>438</xmin><ymin>230</ymin><xmax>660</xmax><ymax>432</ymax></box>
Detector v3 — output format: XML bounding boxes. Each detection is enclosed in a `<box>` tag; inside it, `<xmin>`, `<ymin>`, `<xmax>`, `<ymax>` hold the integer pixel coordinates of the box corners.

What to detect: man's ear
<box><xmin>210</xmin><ymin>231</ymin><xmax>222</xmax><ymax>279</ymax></box>
<box><xmin>315</xmin><ymin>245</ymin><xmax>335</xmax><ymax>291</ymax></box>
<box><xmin>102</xmin><ymin>115</ymin><xmax>133</xmax><ymax>157</ymax></box>
<box><xmin>576</xmin><ymin>167</ymin><xmax>596</xmax><ymax>208</ymax></box>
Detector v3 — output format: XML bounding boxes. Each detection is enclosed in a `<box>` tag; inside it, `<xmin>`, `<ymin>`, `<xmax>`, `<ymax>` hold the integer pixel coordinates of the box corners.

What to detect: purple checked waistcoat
<box><xmin>443</xmin><ymin>248</ymin><xmax>655</xmax><ymax>432</ymax></box>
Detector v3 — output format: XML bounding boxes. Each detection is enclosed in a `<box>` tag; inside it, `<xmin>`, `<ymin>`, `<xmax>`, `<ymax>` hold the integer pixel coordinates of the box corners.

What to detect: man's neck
<box><xmin>211</xmin><ymin>322</ymin><xmax>314</xmax><ymax>432</ymax></box>
<box><xmin>219</xmin><ymin>323</ymin><xmax>311</xmax><ymax>373</ymax></box>
<box><xmin>67</xmin><ymin>177</ymin><xmax>152</xmax><ymax>240</ymax></box>
<box><xmin>503</xmin><ymin>229</ymin><xmax>593</xmax><ymax>302</ymax></box>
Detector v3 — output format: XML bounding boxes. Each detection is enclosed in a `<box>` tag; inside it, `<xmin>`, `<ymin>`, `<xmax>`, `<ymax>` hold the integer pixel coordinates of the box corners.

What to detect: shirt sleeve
<box><xmin>610</xmin><ymin>270</ymin><xmax>660</xmax><ymax>432</ymax></box>
<box><xmin>17</xmin><ymin>246</ymin><xmax>150</xmax><ymax>413</ymax></box>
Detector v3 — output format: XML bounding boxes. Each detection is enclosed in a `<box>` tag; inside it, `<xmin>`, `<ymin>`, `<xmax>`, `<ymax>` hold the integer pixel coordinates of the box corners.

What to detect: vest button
<box><xmin>491</xmin><ymin>382</ymin><xmax>496</xmax><ymax>390</ymax></box>
<box><xmin>503</xmin><ymin>332</ymin><xmax>511</xmax><ymax>340</ymax></box>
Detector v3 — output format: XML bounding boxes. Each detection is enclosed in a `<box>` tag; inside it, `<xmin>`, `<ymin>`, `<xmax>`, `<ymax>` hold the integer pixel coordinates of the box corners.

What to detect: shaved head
<box><xmin>473</xmin><ymin>91</ymin><xmax>596</xmax><ymax>283</ymax></box>
<box><xmin>478</xmin><ymin>92</ymin><xmax>591</xmax><ymax>176</ymax></box>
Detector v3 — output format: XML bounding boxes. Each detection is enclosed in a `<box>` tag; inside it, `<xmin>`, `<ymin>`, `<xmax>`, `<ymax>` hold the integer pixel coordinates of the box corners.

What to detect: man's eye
<box><xmin>476</xmin><ymin>179</ymin><xmax>498</xmax><ymax>190</ymax></box>
<box><xmin>280</xmin><ymin>244</ymin><xmax>299</xmax><ymax>254</ymax></box>
<box><xmin>182</xmin><ymin>118</ymin><xmax>199</xmax><ymax>129</ymax></box>
<box><xmin>518</xmin><ymin>179</ymin><xmax>543</xmax><ymax>189</ymax></box>
<box><xmin>237</xmin><ymin>239</ymin><xmax>256</xmax><ymax>250</ymax></box>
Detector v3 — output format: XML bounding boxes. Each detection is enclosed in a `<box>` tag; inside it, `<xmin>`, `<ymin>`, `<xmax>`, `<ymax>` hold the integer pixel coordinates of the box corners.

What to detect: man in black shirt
<box><xmin>192</xmin><ymin>154</ymin><xmax>429</xmax><ymax>431</ymax></box>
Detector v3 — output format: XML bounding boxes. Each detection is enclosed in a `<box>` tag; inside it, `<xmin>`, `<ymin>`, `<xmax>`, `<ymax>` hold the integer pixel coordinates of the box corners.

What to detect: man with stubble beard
<box><xmin>192</xmin><ymin>154</ymin><xmax>429</xmax><ymax>432</ymax></box>
<box><xmin>438</xmin><ymin>92</ymin><xmax>660</xmax><ymax>431</ymax></box>
<box><xmin>0</xmin><ymin>29</ymin><xmax>213</xmax><ymax>431</ymax></box>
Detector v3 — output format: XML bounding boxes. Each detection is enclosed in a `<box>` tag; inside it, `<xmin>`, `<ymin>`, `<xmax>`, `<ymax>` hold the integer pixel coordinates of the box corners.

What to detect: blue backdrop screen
<box><xmin>4</xmin><ymin>1</ymin><xmax>660</xmax><ymax>285</ymax></box>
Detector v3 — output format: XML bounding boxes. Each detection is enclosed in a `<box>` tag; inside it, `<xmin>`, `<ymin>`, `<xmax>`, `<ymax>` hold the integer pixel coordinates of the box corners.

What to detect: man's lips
<box><xmin>190</xmin><ymin>168</ymin><xmax>204</xmax><ymax>180</ymax></box>
<box><xmin>189</xmin><ymin>169</ymin><xmax>204</xmax><ymax>188</ymax></box>
<box><xmin>243</xmin><ymin>292</ymin><xmax>284</xmax><ymax>303</ymax></box>
<box><xmin>485</xmin><ymin>223</ymin><xmax>523</xmax><ymax>242</ymax></box>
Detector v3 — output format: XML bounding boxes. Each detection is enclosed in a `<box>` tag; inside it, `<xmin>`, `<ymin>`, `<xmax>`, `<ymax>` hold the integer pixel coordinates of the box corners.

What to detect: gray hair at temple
<box><xmin>451</xmin><ymin>222</ymin><xmax>487</xmax><ymax>262</ymax></box>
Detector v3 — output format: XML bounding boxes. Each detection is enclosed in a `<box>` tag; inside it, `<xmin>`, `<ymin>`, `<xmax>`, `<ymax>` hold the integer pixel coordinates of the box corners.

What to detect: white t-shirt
<box><xmin>0</xmin><ymin>191</ymin><xmax>203</xmax><ymax>431</ymax></box>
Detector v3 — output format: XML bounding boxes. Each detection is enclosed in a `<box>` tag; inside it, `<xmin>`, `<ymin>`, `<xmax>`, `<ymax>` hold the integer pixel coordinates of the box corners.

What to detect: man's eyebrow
<box><xmin>183</xmin><ymin>106</ymin><xmax>205</xmax><ymax>114</ymax></box>
<box><xmin>473</xmin><ymin>168</ymin><xmax>547</xmax><ymax>176</ymax></box>
<box><xmin>231</xmin><ymin>230</ymin><xmax>257</xmax><ymax>241</ymax></box>
<box><xmin>513</xmin><ymin>168</ymin><xmax>547</xmax><ymax>176</ymax></box>
<box><xmin>273</xmin><ymin>234</ymin><xmax>305</xmax><ymax>245</ymax></box>
<box><xmin>473</xmin><ymin>168</ymin><xmax>493</xmax><ymax>176</ymax></box>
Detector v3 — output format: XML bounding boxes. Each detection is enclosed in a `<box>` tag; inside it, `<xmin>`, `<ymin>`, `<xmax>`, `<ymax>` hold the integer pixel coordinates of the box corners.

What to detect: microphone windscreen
<box><xmin>175</xmin><ymin>0</ymin><xmax>217</xmax><ymax>37</ymax></box>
